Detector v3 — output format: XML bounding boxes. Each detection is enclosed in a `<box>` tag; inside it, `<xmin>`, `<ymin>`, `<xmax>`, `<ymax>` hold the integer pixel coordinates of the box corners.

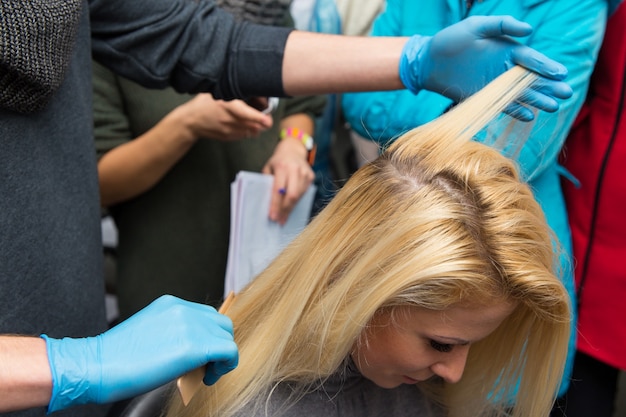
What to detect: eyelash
<box><xmin>430</xmin><ymin>340</ymin><xmax>453</xmax><ymax>353</ymax></box>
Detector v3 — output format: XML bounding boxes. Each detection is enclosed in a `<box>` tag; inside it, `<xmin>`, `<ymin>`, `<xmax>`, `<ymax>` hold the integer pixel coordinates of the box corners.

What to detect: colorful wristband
<box><xmin>280</xmin><ymin>127</ymin><xmax>316</xmax><ymax>165</ymax></box>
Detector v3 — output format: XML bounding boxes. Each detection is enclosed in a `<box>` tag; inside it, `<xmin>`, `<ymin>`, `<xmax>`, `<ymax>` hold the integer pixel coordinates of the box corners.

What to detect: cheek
<box><xmin>352</xmin><ymin>328</ymin><xmax>394</xmax><ymax>373</ymax></box>
<box><xmin>355</xmin><ymin>328</ymin><xmax>427</xmax><ymax>372</ymax></box>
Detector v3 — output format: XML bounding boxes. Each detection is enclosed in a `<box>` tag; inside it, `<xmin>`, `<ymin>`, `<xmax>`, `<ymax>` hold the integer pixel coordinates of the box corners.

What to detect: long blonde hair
<box><xmin>166</xmin><ymin>66</ymin><xmax>570</xmax><ymax>417</ymax></box>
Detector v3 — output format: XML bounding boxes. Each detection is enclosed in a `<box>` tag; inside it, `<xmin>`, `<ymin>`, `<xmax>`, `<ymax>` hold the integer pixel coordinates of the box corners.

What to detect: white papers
<box><xmin>224</xmin><ymin>171</ymin><xmax>316</xmax><ymax>295</ymax></box>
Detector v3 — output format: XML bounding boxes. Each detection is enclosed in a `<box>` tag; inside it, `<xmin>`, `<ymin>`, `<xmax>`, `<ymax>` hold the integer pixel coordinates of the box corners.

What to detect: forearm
<box><xmin>98</xmin><ymin>111</ymin><xmax>197</xmax><ymax>207</ymax></box>
<box><xmin>0</xmin><ymin>336</ymin><xmax>52</xmax><ymax>412</ymax></box>
<box><xmin>0</xmin><ymin>297</ymin><xmax>238</xmax><ymax>413</ymax></box>
<box><xmin>282</xmin><ymin>31</ymin><xmax>407</xmax><ymax>96</ymax></box>
<box><xmin>280</xmin><ymin>113</ymin><xmax>314</xmax><ymax>133</ymax></box>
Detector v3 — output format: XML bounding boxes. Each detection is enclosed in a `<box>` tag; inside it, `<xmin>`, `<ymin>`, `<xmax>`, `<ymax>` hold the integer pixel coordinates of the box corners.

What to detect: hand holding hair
<box><xmin>41</xmin><ymin>295</ymin><xmax>238</xmax><ymax>412</ymax></box>
<box><xmin>399</xmin><ymin>15</ymin><xmax>574</xmax><ymax>120</ymax></box>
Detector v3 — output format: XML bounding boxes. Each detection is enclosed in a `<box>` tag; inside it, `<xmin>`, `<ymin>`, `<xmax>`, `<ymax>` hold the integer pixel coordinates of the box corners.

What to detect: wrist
<box><xmin>165</xmin><ymin>107</ymin><xmax>201</xmax><ymax>147</ymax></box>
<box><xmin>42</xmin><ymin>335</ymin><xmax>100</xmax><ymax>412</ymax></box>
<box><xmin>279</xmin><ymin>127</ymin><xmax>316</xmax><ymax>165</ymax></box>
<box><xmin>399</xmin><ymin>35</ymin><xmax>430</xmax><ymax>95</ymax></box>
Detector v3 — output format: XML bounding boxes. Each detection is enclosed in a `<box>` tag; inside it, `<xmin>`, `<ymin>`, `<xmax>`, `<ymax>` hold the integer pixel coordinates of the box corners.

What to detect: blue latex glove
<box><xmin>41</xmin><ymin>295</ymin><xmax>238</xmax><ymax>412</ymax></box>
<box><xmin>399</xmin><ymin>15</ymin><xmax>574</xmax><ymax>121</ymax></box>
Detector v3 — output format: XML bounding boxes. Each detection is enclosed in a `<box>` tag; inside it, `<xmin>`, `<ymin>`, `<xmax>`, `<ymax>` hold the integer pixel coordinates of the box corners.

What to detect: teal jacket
<box><xmin>342</xmin><ymin>0</ymin><xmax>609</xmax><ymax>395</ymax></box>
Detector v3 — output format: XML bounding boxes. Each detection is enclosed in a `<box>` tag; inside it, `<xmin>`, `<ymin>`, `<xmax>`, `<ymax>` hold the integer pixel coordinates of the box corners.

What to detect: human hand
<box><xmin>177</xmin><ymin>94</ymin><xmax>273</xmax><ymax>141</ymax></box>
<box><xmin>262</xmin><ymin>137</ymin><xmax>315</xmax><ymax>225</ymax></box>
<box><xmin>399</xmin><ymin>16</ymin><xmax>573</xmax><ymax>121</ymax></box>
<box><xmin>42</xmin><ymin>295</ymin><xmax>238</xmax><ymax>412</ymax></box>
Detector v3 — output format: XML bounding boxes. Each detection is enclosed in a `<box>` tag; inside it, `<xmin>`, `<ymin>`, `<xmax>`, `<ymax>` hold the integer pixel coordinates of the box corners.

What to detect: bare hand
<box><xmin>262</xmin><ymin>138</ymin><xmax>315</xmax><ymax>224</ymax></box>
<box><xmin>176</xmin><ymin>94</ymin><xmax>273</xmax><ymax>141</ymax></box>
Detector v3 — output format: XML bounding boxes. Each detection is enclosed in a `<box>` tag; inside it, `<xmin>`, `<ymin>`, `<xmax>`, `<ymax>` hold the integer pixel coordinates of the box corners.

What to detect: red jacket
<box><xmin>562</xmin><ymin>3</ymin><xmax>626</xmax><ymax>370</ymax></box>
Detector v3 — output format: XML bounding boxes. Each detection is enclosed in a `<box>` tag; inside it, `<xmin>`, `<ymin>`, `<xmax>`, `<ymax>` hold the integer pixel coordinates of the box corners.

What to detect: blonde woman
<box><xmin>166</xmin><ymin>66</ymin><xmax>571</xmax><ymax>417</ymax></box>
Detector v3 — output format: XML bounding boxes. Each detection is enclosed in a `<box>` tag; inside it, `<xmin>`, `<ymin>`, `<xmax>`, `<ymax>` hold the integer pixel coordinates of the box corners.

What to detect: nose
<box><xmin>429</xmin><ymin>345</ymin><xmax>470</xmax><ymax>384</ymax></box>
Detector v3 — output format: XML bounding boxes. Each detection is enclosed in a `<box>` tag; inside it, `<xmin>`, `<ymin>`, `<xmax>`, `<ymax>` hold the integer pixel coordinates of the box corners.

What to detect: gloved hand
<box><xmin>399</xmin><ymin>15</ymin><xmax>573</xmax><ymax>121</ymax></box>
<box><xmin>41</xmin><ymin>295</ymin><xmax>238</xmax><ymax>412</ymax></box>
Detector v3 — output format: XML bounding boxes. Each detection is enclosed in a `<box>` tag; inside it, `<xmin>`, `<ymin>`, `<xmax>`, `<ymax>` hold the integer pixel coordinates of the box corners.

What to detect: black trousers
<box><xmin>551</xmin><ymin>351</ymin><xmax>620</xmax><ymax>417</ymax></box>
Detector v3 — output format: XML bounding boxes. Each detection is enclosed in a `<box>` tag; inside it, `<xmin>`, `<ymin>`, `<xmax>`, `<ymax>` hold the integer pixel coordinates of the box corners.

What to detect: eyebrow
<box><xmin>432</xmin><ymin>335</ymin><xmax>470</xmax><ymax>345</ymax></box>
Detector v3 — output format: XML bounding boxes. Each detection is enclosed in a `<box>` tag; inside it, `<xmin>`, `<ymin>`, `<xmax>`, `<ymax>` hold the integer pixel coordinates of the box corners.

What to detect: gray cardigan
<box><xmin>0</xmin><ymin>2</ymin><xmax>290</xmax><ymax>417</ymax></box>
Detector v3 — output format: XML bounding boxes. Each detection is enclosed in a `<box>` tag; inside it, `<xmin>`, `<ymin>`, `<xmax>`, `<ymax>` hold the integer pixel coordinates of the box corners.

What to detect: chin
<box><xmin>369</xmin><ymin>377</ymin><xmax>403</xmax><ymax>389</ymax></box>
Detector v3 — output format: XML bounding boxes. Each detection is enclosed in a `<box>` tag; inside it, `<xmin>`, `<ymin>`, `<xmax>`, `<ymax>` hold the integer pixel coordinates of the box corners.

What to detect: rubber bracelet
<box><xmin>280</xmin><ymin>127</ymin><xmax>316</xmax><ymax>165</ymax></box>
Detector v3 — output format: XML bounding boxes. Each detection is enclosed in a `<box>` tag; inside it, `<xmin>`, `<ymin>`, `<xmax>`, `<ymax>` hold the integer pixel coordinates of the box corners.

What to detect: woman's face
<box><xmin>351</xmin><ymin>301</ymin><xmax>515</xmax><ymax>388</ymax></box>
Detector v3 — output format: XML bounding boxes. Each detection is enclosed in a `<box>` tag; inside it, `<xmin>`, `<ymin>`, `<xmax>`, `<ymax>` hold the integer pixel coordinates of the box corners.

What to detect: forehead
<box><xmin>377</xmin><ymin>302</ymin><xmax>516</xmax><ymax>344</ymax></box>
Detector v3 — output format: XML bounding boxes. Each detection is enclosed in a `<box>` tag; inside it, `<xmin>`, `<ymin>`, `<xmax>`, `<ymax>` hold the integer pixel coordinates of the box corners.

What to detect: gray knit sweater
<box><xmin>234</xmin><ymin>360</ymin><xmax>442</xmax><ymax>417</ymax></box>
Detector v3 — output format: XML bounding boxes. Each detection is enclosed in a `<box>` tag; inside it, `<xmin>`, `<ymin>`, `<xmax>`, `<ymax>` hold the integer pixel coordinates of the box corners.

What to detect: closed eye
<box><xmin>430</xmin><ymin>340</ymin><xmax>453</xmax><ymax>353</ymax></box>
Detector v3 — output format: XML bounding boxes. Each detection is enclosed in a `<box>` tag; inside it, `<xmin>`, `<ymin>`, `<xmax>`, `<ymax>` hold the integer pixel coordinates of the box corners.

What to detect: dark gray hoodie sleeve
<box><xmin>89</xmin><ymin>0</ymin><xmax>292</xmax><ymax>99</ymax></box>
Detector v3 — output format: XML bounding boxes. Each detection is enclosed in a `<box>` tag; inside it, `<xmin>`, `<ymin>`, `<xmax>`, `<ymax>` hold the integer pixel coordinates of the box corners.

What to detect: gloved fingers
<box><xmin>203</xmin><ymin>368</ymin><xmax>220</xmax><ymax>386</ymax></box>
<box><xmin>149</xmin><ymin>295</ymin><xmax>235</xmax><ymax>334</ymax></box>
<box><xmin>504</xmin><ymin>88</ymin><xmax>563</xmax><ymax>121</ymax></box>
<box><xmin>503</xmin><ymin>102</ymin><xmax>535</xmax><ymax>122</ymax></box>
<box><xmin>529</xmin><ymin>78</ymin><xmax>574</xmax><ymax>100</ymax></box>
<box><xmin>511</xmin><ymin>79</ymin><xmax>573</xmax><ymax>115</ymax></box>
<box><xmin>511</xmin><ymin>45</ymin><xmax>568</xmax><ymax>81</ymax></box>
<box><xmin>516</xmin><ymin>89</ymin><xmax>559</xmax><ymax>113</ymax></box>
<box><xmin>202</xmin><ymin>345</ymin><xmax>239</xmax><ymax>386</ymax></box>
<box><xmin>470</xmin><ymin>15</ymin><xmax>533</xmax><ymax>38</ymax></box>
<box><xmin>497</xmin><ymin>15</ymin><xmax>534</xmax><ymax>37</ymax></box>
<box><xmin>192</xmin><ymin>305</ymin><xmax>235</xmax><ymax>334</ymax></box>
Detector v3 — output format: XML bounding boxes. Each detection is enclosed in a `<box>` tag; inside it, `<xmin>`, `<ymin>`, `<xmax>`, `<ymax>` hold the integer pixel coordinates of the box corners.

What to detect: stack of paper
<box><xmin>224</xmin><ymin>171</ymin><xmax>316</xmax><ymax>295</ymax></box>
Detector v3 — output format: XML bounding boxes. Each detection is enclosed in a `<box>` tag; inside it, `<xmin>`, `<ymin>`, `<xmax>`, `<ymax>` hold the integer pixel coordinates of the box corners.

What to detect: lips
<box><xmin>402</xmin><ymin>375</ymin><xmax>420</xmax><ymax>384</ymax></box>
